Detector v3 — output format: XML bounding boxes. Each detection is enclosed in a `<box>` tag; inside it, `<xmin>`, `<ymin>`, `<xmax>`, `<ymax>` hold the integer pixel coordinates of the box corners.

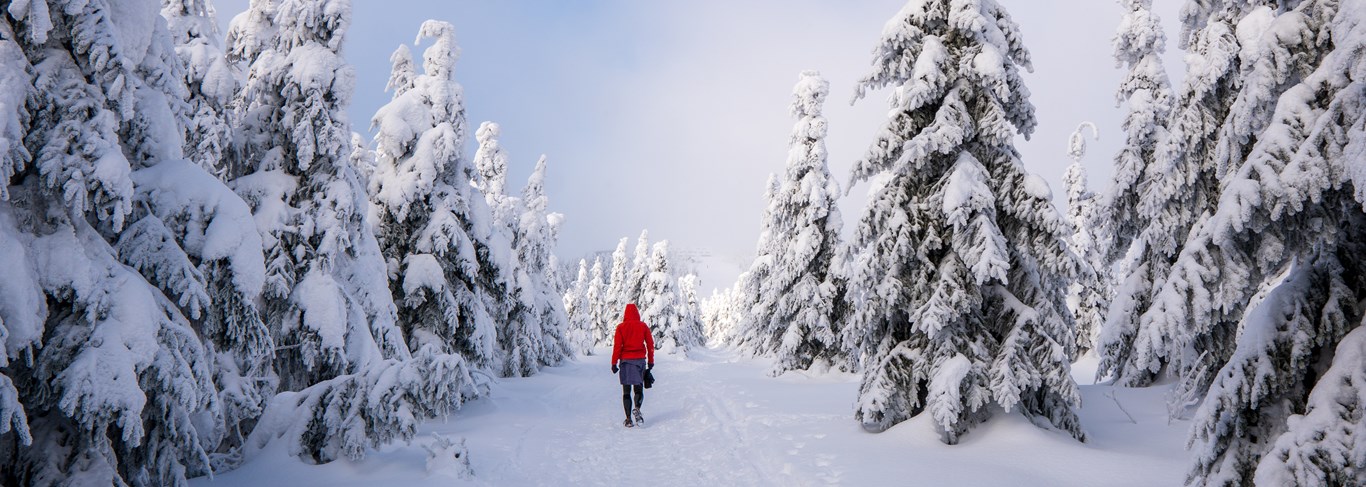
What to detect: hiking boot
<box><xmin>632</xmin><ymin>408</ymin><xmax>644</xmax><ymax>426</ymax></box>
<box><xmin>623</xmin><ymin>418</ymin><xmax>634</xmax><ymax>428</ymax></box>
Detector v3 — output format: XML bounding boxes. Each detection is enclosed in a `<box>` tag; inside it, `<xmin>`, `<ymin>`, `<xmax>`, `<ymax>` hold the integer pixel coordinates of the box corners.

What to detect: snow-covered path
<box><xmin>464</xmin><ymin>348</ymin><xmax>853</xmax><ymax>485</ymax></box>
<box><xmin>196</xmin><ymin>348</ymin><xmax>1192</xmax><ymax>486</ymax></box>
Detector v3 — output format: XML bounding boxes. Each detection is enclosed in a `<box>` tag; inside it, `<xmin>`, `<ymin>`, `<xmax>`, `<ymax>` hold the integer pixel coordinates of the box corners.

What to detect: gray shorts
<box><xmin>618</xmin><ymin>359</ymin><xmax>647</xmax><ymax>385</ymax></box>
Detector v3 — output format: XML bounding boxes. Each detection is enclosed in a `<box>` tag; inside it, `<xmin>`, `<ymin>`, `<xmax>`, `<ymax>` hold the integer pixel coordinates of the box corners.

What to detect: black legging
<box><xmin>622</xmin><ymin>384</ymin><xmax>643</xmax><ymax>417</ymax></box>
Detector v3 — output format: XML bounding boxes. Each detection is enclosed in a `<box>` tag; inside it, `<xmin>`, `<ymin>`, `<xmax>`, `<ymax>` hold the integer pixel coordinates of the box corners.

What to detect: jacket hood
<box><xmin>622</xmin><ymin>303</ymin><xmax>641</xmax><ymax>323</ymax></box>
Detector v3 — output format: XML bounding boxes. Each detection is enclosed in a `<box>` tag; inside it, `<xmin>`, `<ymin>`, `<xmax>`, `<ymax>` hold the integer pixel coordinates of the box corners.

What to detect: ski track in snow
<box><xmin>194</xmin><ymin>348</ymin><xmax>1189</xmax><ymax>487</ymax></box>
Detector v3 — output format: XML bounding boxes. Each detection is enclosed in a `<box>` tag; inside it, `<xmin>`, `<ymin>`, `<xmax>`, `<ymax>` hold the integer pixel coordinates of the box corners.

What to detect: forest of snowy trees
<box><xmin>714</xmin><ymin>0</ymin><xmax>1366</xmax><ymax>485</ymax></box>
<box><xmin>1</xmin><ymin>0</ymin><xmax>1365</xmax><ymax>485</ymax></box>
<box><xmin>561</xmin><ymin>231</ymin><xmax>707</xmax><ymax>357</ymax></box>
<box><xmin>0</xmin><ymin>0</ymin><xmax>592</xmax><ymax>483</ymax></box>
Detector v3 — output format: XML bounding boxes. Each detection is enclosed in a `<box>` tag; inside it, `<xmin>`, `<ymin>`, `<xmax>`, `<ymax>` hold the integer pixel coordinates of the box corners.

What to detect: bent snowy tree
<box><xmin>841</xmin><ymin>0</ymin><xmax>1083</xmax><ymax>443</ymax></box>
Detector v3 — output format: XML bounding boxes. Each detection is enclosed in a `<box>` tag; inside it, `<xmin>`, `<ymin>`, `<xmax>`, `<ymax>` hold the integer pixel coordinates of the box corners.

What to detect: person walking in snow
<box><xmin>611</xmin><ymin>303</ymin><xmax>655</xmax><ymax>427</ymax></box>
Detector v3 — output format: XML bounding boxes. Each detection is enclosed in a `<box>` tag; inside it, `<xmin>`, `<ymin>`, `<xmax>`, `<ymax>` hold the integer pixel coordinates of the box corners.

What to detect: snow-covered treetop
<box><xmin>475</xmin><ymin>121</ymin><xmax>508</xmax><ymax>197</ymax></box>
<box><xmin>855</xmin><ymin>0</ymin><xmax>1032</xmax><ymax>100</ymax></box>
<box><xmin>369</xmin><ymin>19</ymin><xmax>470</xmax><ymax>219</ymax></box>
<box><xmin>386</xmin><ymin>44</ymin><xmax>416</xmax><ymax>99</ymax></box>
<box><xmin>1063</xmin><ymin>121</ymin><xmax>1099</xmax><ymax>260</ymax></box>
<box><xmin>224</xmin><ymin>0</ymin><xmax>276</xmax><ymax>63</ymax></box>
<box><xmin>227</xmin><ymin>0</ymin><xmax>360</xmax><ymax>175</ymax></box>
<box><xmin>1114</xmin><ymin>0</ymin><xmax>1166</xmax><ymax>67</ymax></box>
<box><xmin>791</xmin><ymin>70</ymin><xmax>829</xmax><ymax>120</ymax></box>
<box><xmin>522</xmin><ymin>155</ymin><xmax>549</xmax><ymax>218</ymax></box>
<box><xmin>518</xmin><ymin>154</ymin><xmax>557</xmax><ymax>271</ymax></box>
<box><xmin>350</xmin><ymin>131</ymin><xmax>376</xmax><ymax>183</ymax></box>
<box><xmin>631</xmin><ymin>230</ymin><xmax>651</xmax><ymax>271</ymax></box>
<box><xmin>648</xmin><ymin>239</ymin><xmax>672</xmax><ymax>273</ymax></box>
<box><xmin>1066</xmin><ymin>121</ymin><xmax>1097</xmax><ymax>163</ymax></box>
<box><xmin>1176</xmin><ymin>0</ymin><xmax>1266</xmax><ymax>50</ymax></box>
<box><xmin>1100</xmin><ymin>0</ymin><xmax>1173</xmax><ymax>264</ymax></box>
<box><xmin>849</xmin><ymin>0</ymin><xmax>1036</xmax><ymax>184</ymax></box>
<box><xmin>274</xmin><ymin>0</ymin><xmax>350</xmax><ymax>51</ymax></box>
<box><xmin>163</xmin><ymin>0</ymin><xmax>240</xmax><ymax>176</ymax></box>
<box><xmin>1112</xmin><ymin>0</ymin><xmax>1171</xmax><ymax>119</ymax></box>
<box><xmin>417</xmin><ymin>20</ymin><xmax>460</xmax><ymax>81</ymax></box>
<box><xmin>162</xmin><ymin>0</ymin><xmax>226</xmax><ymax>67</ymax></box>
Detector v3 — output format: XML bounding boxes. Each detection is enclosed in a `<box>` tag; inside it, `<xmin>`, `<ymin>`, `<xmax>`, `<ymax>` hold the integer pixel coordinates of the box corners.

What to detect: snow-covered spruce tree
<box><xmin>158</xmin><ymin>1</ymin><xmax>280</xmax><ymax>467</ymax></box>
<box><xmin>127</xmin><ymin>156</ymin><xmax>275</xmax><ymax>473</ymax></box>
<box><xmin>639</xmin><ymin>241</ymin><xmax>703</xmax><ymax>353</ymax></box>
<box><xmin>585</xmin><ymin>256</ymin><xmax>609</xmax><ymax>346</ymax></box>
<box><xmin>468</xmin><ymin>119</ymin><xmax>539</xmax><ymax>376</ymax></box>
<box><xmin>731</xmin><ymin>174</ymin><xmax>781</xmax><ymax>347</ymax></box>
<box><xmin>506</xmin><ymin>155</ymin><xmax>570</xmax><ymax>373</ymax></box>
<box><xmin>1096</xmin><ymin>0</ymin><xmax>1174</xmax><ymax>263</ymax></box>
<box><xmin>1062</xmin><ymin>122</ymin><xmax>1105</xmax><ymax>355</ymax></box>
<box><xmin>702</xmin><ymin>285</ymin><xmax>743</xmax><ymax>345</ymax></box>
<box><xmin>227</xmin><ymin>0</ymin><xmax>404</xmax><ymax>389</ymax></box>
<box><xmin>473</xmin><ymin>121</ymin><xmax>512</xmax><ymax>223</ymax></box>
<box><xmin>1184</xmin><ymin>251</ymin><xmax>1364</xmax><ymax>486</ymax></box>
<box><xmin>1103</xmin><ymin>0</ymin><xmax>1326</xmax><ymax>390</ymax></box>
<box><xmin>1093</xmin><ymin>0</ymin><xmax>1177</xmax><ymax>385</ymax></box>
<box><xmin>0</xmin><ymin>193</ymin><xmax>224</xmax><ymax>486</ymax></box>
<box><xmin>841</xmin><ymin>0</ymin><xmax>1083</xmax><ymax>443</ymax></box>
<box><xmin>160</xmin><ymin>0</ymin><xmax>236</xmax><ymax>178</ymax></box>
<box><xmin>245</xmin><ymin>342</ymin><xmax>477</xmax><ymax>465</ymax></box>
<box><xmin>563</xmin><ymin>259</ymin><xmax>594</xmax><ymax>354</ymax></box>
<box><xmin>734</xmin><ymin>71</ymin><xmax>845</xmax><ymax>373</ymax></box>
<box><xmin>348</xmin><ymin>132</ymin><xmax>376</xmax><ymax>187</ymax></box>
<box><xmin>601</xmin><ymin>237</ymin><xmax>631</xmax><ymax>337</ymax></box>
<box><xmin>1150</xmin><ymin>2</ymin><xmax>1366</xmax><ymax>483</ymax></box>
<box><xmin>678</xmin><ymin>274</ymin><xmax>707</xmax><ymax>348</ymax></box>
<box><xmin>225</xmin><ymin>2</ymin><xmax>475</xmax><ymax>463</ymax></box>
<box><xmin>385</xmin><ymin>43</ymin><xmax>416</xmax><ymax>100</ymax></box>
<box><xmin>624</xmin><ymin>230</ymin><xmax>651</xmax><ymax>305</ymax></box>
<box><xmin>547</xmin><ymin>248</ymin><xmax>567</xmax><ymax>297</ymax></box>
<box><xmin>368</xmin><ymin>19</ymin><xmax>498</xmax><ymax>371</ymax></box>
<box><xmin>1110</xmin><ymin>0</ymin><xmax>1339</xmax><ymax>395</ymax></box>
<box><xmin>0</xmin><ymin>1</ymin><xmax>273</xmax><ymax>483</ymax></box>
<box><xmin>1173</xmin><ymin>0</ymin><xmax>1341</xmax><ymax>408</ymax></box>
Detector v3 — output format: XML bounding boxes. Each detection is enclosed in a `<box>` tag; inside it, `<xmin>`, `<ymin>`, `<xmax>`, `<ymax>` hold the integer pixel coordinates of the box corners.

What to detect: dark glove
<box><xmin>648</xmin><ymin>364</ymin><xmax>654</xmax><ymax>371</ymax></box>
<box><xmin>611</xmin><ymin>364</ymin><xmax>618</xmax><ymax>373</ymax></box>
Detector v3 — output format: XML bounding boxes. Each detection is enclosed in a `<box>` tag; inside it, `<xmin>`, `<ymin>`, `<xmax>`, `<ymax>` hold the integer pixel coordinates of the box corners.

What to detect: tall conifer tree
<box><xmin>842</xmin><ymin>0</ymin><xmax>1083</xmax><ymax>443</ymax></box>
<box><xmin>369</xmin><ymin>20</ymin><xmax>497</xmax><ymax>370</ymax></box>
<box><xmin>735</xmin><ymin>71</ymin><xmax>845</xmax><ymax>373</ymax></box>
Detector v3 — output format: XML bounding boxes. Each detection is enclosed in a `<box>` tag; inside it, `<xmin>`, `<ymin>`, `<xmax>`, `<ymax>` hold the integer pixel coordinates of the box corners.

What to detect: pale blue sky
<box><xmin>213</xmin><ymin>0</ymin><xmax>1184</xmax><ymax>291</ymax></box>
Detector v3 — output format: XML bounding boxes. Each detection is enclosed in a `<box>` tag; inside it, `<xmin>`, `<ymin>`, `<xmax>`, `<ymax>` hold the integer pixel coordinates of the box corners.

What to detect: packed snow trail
<box><xmin>196</xmin><ymin>348</ymin><xmax>1189</xmax><ymax>486</ymax></box>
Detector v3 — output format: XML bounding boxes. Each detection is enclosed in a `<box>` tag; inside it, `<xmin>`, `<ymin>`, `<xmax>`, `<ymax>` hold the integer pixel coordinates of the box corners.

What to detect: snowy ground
<box><xmin>194</xmin><ymin>348</ymin><xmax>1191</xmax><ymax>486</ymax></box>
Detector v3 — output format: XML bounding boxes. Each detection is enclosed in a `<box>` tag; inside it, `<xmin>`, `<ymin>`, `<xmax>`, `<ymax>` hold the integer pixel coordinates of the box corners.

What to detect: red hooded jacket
<box><xmin>611</xmin><ymin>304</ymin><xmax>655</xmax><ymax>366</ymax></box>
